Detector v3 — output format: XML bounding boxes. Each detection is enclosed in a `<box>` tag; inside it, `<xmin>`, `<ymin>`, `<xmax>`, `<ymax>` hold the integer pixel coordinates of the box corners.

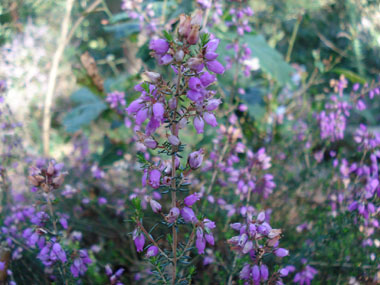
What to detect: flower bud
<box><xmin>188</xmin><ymin>149</ymin><xmax>204</xmax><ymax>170</ymax></box>
<box><xmin>149</xmin><ymin>38</ymin><xmax>169</xmax><ymax>55</ymax></box>
<box><xmin>179</xmin><ymin>14</ymin><xmax>191</xmax><ymax>37</ymax></box>
<box><xmin>168</xmin><ymin>135</ymin><xmax>180</xmax><ymax>146</ymax></box>
<box><xmin>187</xmin><ymin>25</ymin><xmax>200</xmax><ymax>45</ymax></box>
<box><xmin>143</xmin><ymin>71</ymin><xmax>161</xmax><ymax>83</ymax></box>
<box><xmin>196</xmin><ymin>235</ymin><xmax>206</xmax><ymax>254</ymax></box>
<box><xmin>153</xmin><ymin>102</ymin><xmax>165</xmax><ymax>121</ymax></box>
<box><xmin>52</xmin><ymin>174</ymin><xmax>65</xmax><ymax>187</ymax></box>
<box><xmin>200</xmin><ymin>72</ymin><xmax>216</xmax><ymax>87</ymax></box>
<box><xmin>146</xmin><ymin>246</ymin><xmax>159</xmax><ymax>257</ymax></box>
<box><xmin>28</xmin><ymin>175</ymin><xmax>40</xmax><ymax>186</ymax></box>
<box><xmin>184</xmin><ymin>193</ymin><xmax>200</xmax><ymax>206</ymax></box>
<box><xmin>133</xmin><ymin>230</ymin><xmax>145</xmax><ymax>252</ymax></box>
<box><xmin>260</xmin><ymin>265</ymin><xmax>269</xmax><ymax>281</ymax></box>
<box><xmin>191</xmin><ymin>10</ymin><xmax>203</xmax><ymax>26</ymax></box>
<box><xmin>230</xmin><ymin>223</ymin><xmax>242</xmax><ymax>231</ymax></box>
<box><xmin>168</xmin><ymin>97</ymin><xmax>177</xmax><ymax>110</ymax></box>
<box><xmin>149</xmin><ymin>199</ymin><xmax>162</xmax><ymax>213</ymax></box>
<box><xmin>206</xmin><ymin>60</ymin><xmax>225</xmax><ymax>74</ymax></box>
<box><xmin>47</xmin><ymin>162</ymin><xmax>55</xmax><ymax>176</ymax></box>
<box><xmin>174</xmin><ymin>50</ymin><xmax>184</xmax><ymax>62</ymax></box>
<box><xmin>203</xmin><ymin>112</ymin><xmax>218</xmax><ymax>127</ymax></box>
<box><xmin>127</xmin><ymin>99</ymin><xmax>144</xmax><ymax>115</ymax></box>
<box><xmin>193</xmin><ymin>116</ymin><xmax>204</xmax><ymax>134</ymax></box>
<box><xmin>148</xmin><ymin>169</ymin><xmax>161</xmax><ymax>189</ymax></box>
<box><xmin>167</xmin><ymin>207</ymin><xmax>180</xmax><ymax>223</ymax></box>
<box><xmin>238</xmin><ymin>233</ymin><xmax>248</xmax><ymax>246</ymax></box>
<box><xmin>181</xmin><ymin>207</ymin><xmax>197</xmax><ymax>223</ymax></box>
<box><xmin>274</xmin><ymin>248</ymin><xmax>289</xmax><ymax>257</ymax></box>
<box><xmin>205</xmin><ymin>233</ymin><xmax>214</xmax><ymax>245</ymax></box>
<box><xmin>178</xmin><ymin>117</ymin><xmax>187</xmax><ymax>129</ymax></box>
<box><xmin>188</xmin><ymin>77</ymin><xmax>203</xmax><ymax>91</ymax></box>
<box><xmin>187</xmin><ymin>57</ymin><xmax>204</xmax><ymax>72</ymax></box>
<box><xmin>252</xmin><ymin>265</ymin><xmax>260</xmax><ymax>281</ymax></box>
<box><xmin>144</xmin><ymin>137</ymin><xmax>158</xmax><ymax>149</ymax></box>
<box><xmin>242</xmin><ymin>240</ymin><xmax>253</xmax><ymax>254</ymax></box>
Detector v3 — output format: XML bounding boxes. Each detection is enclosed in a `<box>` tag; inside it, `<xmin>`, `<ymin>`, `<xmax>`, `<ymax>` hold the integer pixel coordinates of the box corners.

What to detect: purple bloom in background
<box><xmin>106</xmin><ymin>91</ymin><xmax>126</xmax><ymax>109</ymax></box>
<box><xmin>98</xmin><ymin>197</ymin><xmax>107</xmax><ymax>205</ymax></box>
<box><xmin>274</xmin><ymin>248</ymin><xmax>289</xmax><ymax>257</ymax></box>
<box><xmin>184</xmin><ymin>193</ymin><xmax>200</xmax><ymax>206</ymax></box>
<box><xmin>70</xmin><ymin>250</ymin><xmax>92</xmax><ymax>278</ymax></box>
<box><xmin>293</xmin><ymin>265</ymin><xmax>318</xmax><ymax>285</ymax></box>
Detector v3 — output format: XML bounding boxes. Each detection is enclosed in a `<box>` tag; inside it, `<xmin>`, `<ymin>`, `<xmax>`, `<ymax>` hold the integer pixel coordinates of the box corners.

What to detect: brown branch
<box><xmin>42</xmin><ymin>0</ymin><xmax>74</xmax><ymax>156</ymax></box>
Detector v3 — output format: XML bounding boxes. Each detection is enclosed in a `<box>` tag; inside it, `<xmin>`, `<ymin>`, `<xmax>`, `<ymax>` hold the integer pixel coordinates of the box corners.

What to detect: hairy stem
<box><xmin>170</xmin><ymin>66</ymin><xmax>182</xmax><ymax>285</ymax></box>
<box><xmin>46</xmin><ymin>193</ymin><xmax>57</xmax><ymax>234</ymax></box>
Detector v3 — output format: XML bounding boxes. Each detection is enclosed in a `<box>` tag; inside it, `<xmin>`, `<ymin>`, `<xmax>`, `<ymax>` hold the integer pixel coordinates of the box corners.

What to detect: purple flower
<box><xmin>252</xmin><ymin>265</ymin><xmax>260</xmax><ymax>281</ymax></box>
<box><xmin>194</xmin><ymin>116</ymin><xmax>205</xmax><ymax>134</ymax></box>
<box><xmin>196</xmin><ymin>228</ymin><xmax>206</xmax><ymax>254</ymax></box>
<box><xmin>188</xmin><ymin>57</ymin><xmax>204</xmax><ymax>72</ymax></box>
<box><xmin>181</xmin><ymin>207</ymin><xmax>197</xmax><ymax>223</ymax></box>
<box><xmin>146</xmin><ymin>246</ymin><xmax>159</xmax><ymax>257</ymax></box>
<box><xmin>158</xmin><ymin>54</ymin><xmax>173</xmax><ymax>65</ymax></box>
<box><xmin>200</xmin><ymin>72</ymin><xmax>216</xmax><ymax>87</ymax></box>
<box><xmin>260</xmin><ymin>264</ymin><xmax>269</xmax><ymax>281</ymax></box>
<box><xmin>127</xmin><ymin>99</ymin><xmax>144</xmax><ymax>115</ymax></box>
<box><xmin>274</xmin><ymin>248</ymin><xmax>289</xmax><ymax>257</ymax></box>
<box><xmin>136</xmin><ymin>108</ymin><xmax>149</xmax><ymax>125</ymax></box>
<box><xmin>106</xmin><ymin>91</ymin><xmax>126</xmax><ymax>109</ymax></box>
<box><xmin>205</xmin><ymin>233</ymin><xmax>214</xmax><ymax>245</ymax></box>
<box><xmin>70</xmin><ymin>250</ymin><xmax>92</xmax><ymax>278</ymax></box>
<box><xmin>98</xmin><ymin>197</ymin><xmax>107</xmax><ymax>205</ymax></box>
<box><xmin>206</xmin><ymin>60</ymin><xmax>225</xmax><ymax>74</ymax></box>
<box><xmin>148</xmin><ymin>169</ymin><xmax>161</xmax><ymax>189</ymax></box>
<box><xmin>60</xmin><ymin>217</ymin><xmax>68</xmax><ymax>229</ymax></box>
<box><xmin>149</xmin><ymin>38</ymin><xmax>169</xmax><ymax>55</ymax></box>
<box><xmin>168</xmin><ymin>135</ymin><xmax>180</xmax><ymax>146</ymax></box>
<box><xmin>167</xmin><ymin>207</ymin><xmax>180</xmax><ymax>223</ymax></box>
<box><xmin>153</xmin><ymin>102</ymin><xmax>164</xmax><ymax>120</ymax></box>
<box><xmin>133</xmin><ymin>230</ymin><xmax>145</xmax><ymax>252</ymax></box>
<box><xmin>203</xmin><ymin>112</ymin><xmax>218</xmax><ymax>127</ymax></box>
<box><xmin>149</xmin><ymin>199</ymin><xmax>162</xmax><ymax>213</ymax></box>
<box><xmin>51</xmin><ymin>243</ymin><xmax>67</xmax><ymax>263</ymax></box>
<box><xmin>240</xmin><ymin>264</ymin><xmax>251</xmax><ymax>280</ymax></box>
<box><xmin>188</xmin><ymin>149</ymin><xmax>204</xmax><ymax>170</ymax></box>
<box><xmin>189</xmin><ymin>77</ymin><xmax>203</xmax><ymax>91</ymax></box>
<box><xmin>184</xmin><ymin>193</ymin><xmax>200</xmax><ymax>206</ymax></box>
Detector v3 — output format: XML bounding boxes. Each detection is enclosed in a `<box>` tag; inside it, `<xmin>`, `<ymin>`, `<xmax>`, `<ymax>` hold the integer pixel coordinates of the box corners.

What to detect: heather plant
<box><xmin>125</xmin><ymin>11</ymin><xmax>223</xmax><ymax>283</ymax></box>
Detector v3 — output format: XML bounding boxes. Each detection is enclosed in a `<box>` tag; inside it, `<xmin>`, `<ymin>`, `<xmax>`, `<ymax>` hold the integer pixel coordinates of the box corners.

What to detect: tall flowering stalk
<box><xmin>126</xmin><ymin>10</ymin><xmax>223</xmax><ymax>284</ymax></box>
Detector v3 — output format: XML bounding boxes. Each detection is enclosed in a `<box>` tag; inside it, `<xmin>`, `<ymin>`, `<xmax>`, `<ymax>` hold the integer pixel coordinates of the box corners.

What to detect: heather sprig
<box><xmin>126</xmin><ymin>10</ymin><xmax>222</xmax><ymax>284</ymax></box>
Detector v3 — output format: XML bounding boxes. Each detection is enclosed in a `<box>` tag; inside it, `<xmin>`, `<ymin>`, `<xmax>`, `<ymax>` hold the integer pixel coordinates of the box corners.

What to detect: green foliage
<box><xmin>243</xmin><ymin>34</ymin><xmax>295</xmax><ymax>85</ymax></box>
<box><xmin>104</xmin><ymin>20</ymin><xmax>140</xmax><ymax>39</ymax></box>
<box><xmin>63</xmin><ymin>88</ymin><xmax>107</xmax><ymax>133</ymax></box>
<box><xmin>93</xmin><ymin>136</ymin><xmax>126</xmax><ymax>167</ymax></box>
